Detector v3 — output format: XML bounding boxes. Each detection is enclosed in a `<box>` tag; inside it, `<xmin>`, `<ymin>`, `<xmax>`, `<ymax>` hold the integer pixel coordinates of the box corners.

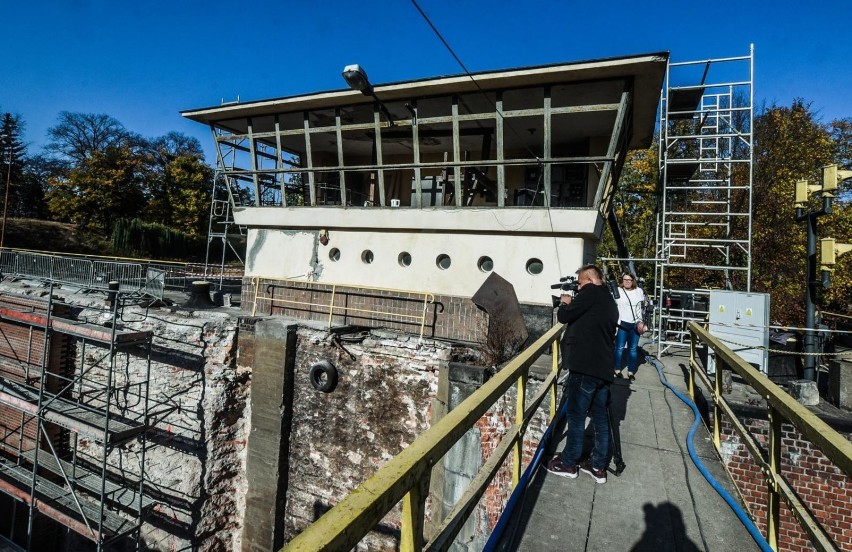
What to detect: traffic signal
<box><xmin>795</xmin><ymin>179</ymin><xmax>821</xmax><ymax>207</ymax></box>
<box><xmin>822</xmin><ymin>164</ymin><xmax>852</xmax><ymax>194</ymax></box>
<box><xmin>820</xmin><ymin>237</ymin><xmax>852</xmax><ymax>271</ymax></box>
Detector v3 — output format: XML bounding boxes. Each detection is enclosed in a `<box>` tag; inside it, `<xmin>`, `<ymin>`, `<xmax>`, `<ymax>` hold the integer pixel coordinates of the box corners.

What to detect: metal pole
<box><xmin>1</xmin><ymin>138</ymin><xmax>11</xmax><ymax>249</ymax></box>
<box><xmin>803</xmin><ymin>213</ymin><xmax>817</xmax><ymax>381</ymax></box>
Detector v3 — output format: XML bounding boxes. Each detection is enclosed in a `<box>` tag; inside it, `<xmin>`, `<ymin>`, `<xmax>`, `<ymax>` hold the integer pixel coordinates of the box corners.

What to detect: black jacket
<box><xmin>557</xmin><ymin>283</ymin><xmax>618</xmax><ymax>382</ymax></box>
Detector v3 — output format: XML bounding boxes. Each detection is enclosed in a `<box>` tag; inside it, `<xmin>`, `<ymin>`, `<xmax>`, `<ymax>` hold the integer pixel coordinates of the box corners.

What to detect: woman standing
<box><xmin>614</xmin><ymin>273</ymin><xmax>646</xmax><ymax>381</ymax></box>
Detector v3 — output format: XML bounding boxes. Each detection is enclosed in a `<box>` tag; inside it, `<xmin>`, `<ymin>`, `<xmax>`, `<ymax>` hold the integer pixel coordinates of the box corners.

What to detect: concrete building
<box><xmin>182</xmin><ymin>53</ymin><xmax>667</xmax><ymax>336</ymax></box>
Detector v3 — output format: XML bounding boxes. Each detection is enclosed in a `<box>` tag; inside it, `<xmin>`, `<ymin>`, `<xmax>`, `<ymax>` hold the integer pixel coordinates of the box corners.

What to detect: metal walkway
<box><xmin>497</xmin><ymin>346</ymin><xmax>760</xmax><ymax>551</ymax></box>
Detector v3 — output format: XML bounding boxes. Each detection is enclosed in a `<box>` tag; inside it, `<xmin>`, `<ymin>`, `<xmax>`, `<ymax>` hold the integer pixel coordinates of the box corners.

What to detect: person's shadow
<box><xmin>630</xmin><ymin>502</ymin><xmax>702</xmax><ymax>551</ymax></box>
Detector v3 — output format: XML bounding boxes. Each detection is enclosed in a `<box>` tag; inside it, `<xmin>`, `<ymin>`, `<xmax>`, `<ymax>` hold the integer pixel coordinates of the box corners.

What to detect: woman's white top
<box><xmin>615</xmin><ymin>287</ymin><xmax>646</xmax><ymax>323</ymax></box>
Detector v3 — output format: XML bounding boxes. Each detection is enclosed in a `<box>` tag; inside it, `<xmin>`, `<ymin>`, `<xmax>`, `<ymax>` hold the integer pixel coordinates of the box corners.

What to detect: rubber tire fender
<box><xmin>309</xmin><ymin>360</ymin><xmax>338</xmax><ymax>393</ymax></box>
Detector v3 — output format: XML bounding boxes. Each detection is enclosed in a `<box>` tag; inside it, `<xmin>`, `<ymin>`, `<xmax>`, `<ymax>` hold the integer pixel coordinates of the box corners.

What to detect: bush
<box><xmin>111</xmin><ymin>218</ymin><xmax>202</xmax><ymax>260</ymax></box>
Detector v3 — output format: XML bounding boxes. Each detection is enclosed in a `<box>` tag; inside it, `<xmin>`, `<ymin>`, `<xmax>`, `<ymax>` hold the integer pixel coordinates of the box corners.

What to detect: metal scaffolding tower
<box><xmin>656</xmin><ymin>46</ymin><xmax>754</xmax><ymax>353</ymax></box>
<box><xmin>0</xmin><ymin>290</ymin><xmax>153</xmax><ymax>551</ymax></box>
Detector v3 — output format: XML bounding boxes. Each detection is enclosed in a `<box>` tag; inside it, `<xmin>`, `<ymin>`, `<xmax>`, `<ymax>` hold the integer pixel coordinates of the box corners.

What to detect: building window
<box><xmin>398</xmin><ymin>252</ymin><xmax>412</xmax><ymax>267</ymax></box>
<box><xmin>329</xmin><ymin>248</ymin><xmax>341</xmax><ymax>262</ymax></box>
<box><xmin>436</xmin><ymin>254</ymin><xmax>451</xmax><ymax>270</ymax></box>
<box><xmin>526</xmin><ymin>258</ymin><xmax>543</xmax><ymax>275</ymax></box>
<box><xmin>478</xmin><ymin>256</ymin><xmax>494</xmax><ymax>272</ymax></box>
<box><xmin>361</xmin><ymin>250</ymin><xmax>374</xmax><ymax>264</ymax></box>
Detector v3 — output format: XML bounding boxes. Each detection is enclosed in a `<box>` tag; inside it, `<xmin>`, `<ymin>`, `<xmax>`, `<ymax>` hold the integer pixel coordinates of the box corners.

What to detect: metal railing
<box><xmin>283</xmin><ymin>324</ymin><xmax>563</xmax><ymax>551</ymax></box>
<box><xmin>688</xmin><ymin>321</ymin><xmax>852</xmax><ymax>551</ymax></box>
<box><xmin>250</xmin><ymin>277</ymin><xmax>437</xmax><ymax>340</ymax></box>
<box><xmin>0</xmin><ymin>248</ymin><xmax>243</xmax><ymax>298</ymax></box>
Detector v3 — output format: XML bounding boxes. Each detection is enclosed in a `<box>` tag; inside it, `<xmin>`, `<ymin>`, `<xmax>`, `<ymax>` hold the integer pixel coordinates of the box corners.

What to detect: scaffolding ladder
<box><xmin>655</xmin><ymin>46</ymin><xmax>755</xmax><ymax>354</ymax></box>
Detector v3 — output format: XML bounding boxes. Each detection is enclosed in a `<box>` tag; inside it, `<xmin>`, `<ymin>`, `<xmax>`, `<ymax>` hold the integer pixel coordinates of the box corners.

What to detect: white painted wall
<box><xmin>244</xmin><ymin>225</ymin><xmax>597</xmax><ymax>305</ymax></box>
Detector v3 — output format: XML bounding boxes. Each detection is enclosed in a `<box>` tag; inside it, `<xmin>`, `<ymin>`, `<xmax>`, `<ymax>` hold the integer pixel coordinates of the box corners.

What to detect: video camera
<box><xmin>550</xmin><ymin>274</ymin><xmax>622</xmax><ymax>308</ymax></box>
<box><xmin>550</xmin><ymin>276</ymin><xmax>579</xmax><ymax>308</ymax></box>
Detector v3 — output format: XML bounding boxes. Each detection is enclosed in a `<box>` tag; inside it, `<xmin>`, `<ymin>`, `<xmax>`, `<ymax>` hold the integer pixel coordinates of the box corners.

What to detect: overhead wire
<box><xmin>409</xmin><ymin>0</ymin><xmax>566</xmax><ymax>274</ymax></box>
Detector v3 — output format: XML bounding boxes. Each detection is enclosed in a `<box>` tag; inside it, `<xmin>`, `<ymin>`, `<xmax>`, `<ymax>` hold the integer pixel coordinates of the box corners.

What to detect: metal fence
<box><xmin>0</xmin><ymin>249</ymin><xmax>244</xmax><ymax>299</ymax></box>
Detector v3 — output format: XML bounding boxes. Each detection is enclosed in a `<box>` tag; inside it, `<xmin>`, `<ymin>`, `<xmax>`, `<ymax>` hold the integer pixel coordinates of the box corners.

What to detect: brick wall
<box><xmin>0</xmin><ymin>295</ymin><xmax>73</xmax><ymax>453</ymax></box>
<box><xmin>715</xmin><ymin>416</ymin><xmax>852</xmax><ymax>551</ymax></box>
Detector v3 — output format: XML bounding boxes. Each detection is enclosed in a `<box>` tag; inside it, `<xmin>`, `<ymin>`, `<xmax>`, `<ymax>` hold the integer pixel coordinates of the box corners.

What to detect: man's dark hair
<box><xmin>576</xmin><ymin>264</ymin><xmax>604</xmax><ymax>282</ymax></box>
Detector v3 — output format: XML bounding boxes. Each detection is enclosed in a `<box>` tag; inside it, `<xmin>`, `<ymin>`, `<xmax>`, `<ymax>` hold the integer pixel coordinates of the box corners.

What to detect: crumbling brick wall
<box><xmin>715</xmin><ymin>416</ymin><xmax>852</xmax><ymax>551</ymax></box>
<box><xmin>239</xmin><ymin>320</ymin><xmax>552</xmax><ymax>551</ymax></box>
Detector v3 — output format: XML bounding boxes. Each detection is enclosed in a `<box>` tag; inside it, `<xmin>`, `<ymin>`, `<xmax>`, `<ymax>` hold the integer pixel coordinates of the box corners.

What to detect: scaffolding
<box><xmin>204</xmin><ymin>127</ymin><xmax>249</xmax><ymax>291</ymax></box>
<box><xmin>655</xmin><ymin>46</ymin><xmax>754</xmax><ymax>353</ymax></box>
<box><xmin>0</xmin><ymin>289</ymin><xmax>153</xmax><ymax>551</ymax></box>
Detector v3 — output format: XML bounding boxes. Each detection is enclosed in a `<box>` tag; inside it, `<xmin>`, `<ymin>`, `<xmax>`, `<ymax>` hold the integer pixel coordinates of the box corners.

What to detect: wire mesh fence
<box><xmin>0</xmin><ymin>250</ymin><xmax>244</xmax><ymax>299</ymax></box>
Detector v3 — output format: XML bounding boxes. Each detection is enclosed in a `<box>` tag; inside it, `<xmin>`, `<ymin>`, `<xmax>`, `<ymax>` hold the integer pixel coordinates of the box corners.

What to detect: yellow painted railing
<box><xmin>282</xmin><ymin>324</ymin><xmax>564</xmax><ymax>551</ymax></box>
<box><xmin>688</xmin><ymin>321</ymin><xmax>852</xmax><ymax>552</ymax></box>
<box><xmin>250</xmin><ymin>277</ymin><xmax>436</xmax><ymax>339</ymax></box>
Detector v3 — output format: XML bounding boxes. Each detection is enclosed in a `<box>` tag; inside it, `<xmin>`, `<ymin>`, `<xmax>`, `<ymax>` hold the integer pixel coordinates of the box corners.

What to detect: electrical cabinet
<box><xmin>707</xmin><ymin>290</ymin><xmax>770</xmax><ymax>373</ymax></box>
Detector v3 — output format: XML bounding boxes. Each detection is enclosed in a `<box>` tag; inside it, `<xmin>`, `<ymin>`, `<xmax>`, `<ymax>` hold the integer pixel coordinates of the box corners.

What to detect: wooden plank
<box><xmin>0</xmin><ymin>307</ymin><xmax>151</xmax><ymax>345</ymax></box>
<box><xmin>18</xmin><ymin>449</ymin><xmax>154</xmax><ymax>512</ymax></box>
<box><xmin>0</xmin><ymin>378</ymin><xmax>145</xmax><ymax>444</ymax></box>
<box><xmin>0</xmin><ymin>457</ymin><xmax>136</xmax><ymax>540</ymax></box>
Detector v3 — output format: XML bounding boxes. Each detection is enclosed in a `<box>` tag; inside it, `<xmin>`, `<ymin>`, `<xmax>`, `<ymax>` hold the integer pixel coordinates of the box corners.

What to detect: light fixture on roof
<box><xmin>342</xmin><ymin>64</ymin><xmax>395</xmax><ymax>127</ymax></box>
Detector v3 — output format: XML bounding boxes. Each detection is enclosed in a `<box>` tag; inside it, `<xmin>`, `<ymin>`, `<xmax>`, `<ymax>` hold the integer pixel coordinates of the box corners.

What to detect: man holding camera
<box><xmin>546</xmin><ymin>264</ymin><xmax>618</xmax><ymax>484</ymax></box>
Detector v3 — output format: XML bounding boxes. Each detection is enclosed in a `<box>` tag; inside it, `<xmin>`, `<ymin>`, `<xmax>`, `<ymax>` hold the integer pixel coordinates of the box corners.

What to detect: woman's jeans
<box><xmin>560</xmin><ymin>373</ymin><xmax>610</xmax><ymax>470</ymax></box>
<box><xmin>614</xmin><ymin>325</ymin><xmax>640</xmax><ymax>373</ymax></box>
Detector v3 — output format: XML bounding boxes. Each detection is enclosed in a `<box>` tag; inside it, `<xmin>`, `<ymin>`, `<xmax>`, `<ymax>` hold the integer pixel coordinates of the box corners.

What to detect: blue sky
<box><xmin>2</xmin><ymin>1</ymin><xmax>851</xmax><ymax>164</ymax></box>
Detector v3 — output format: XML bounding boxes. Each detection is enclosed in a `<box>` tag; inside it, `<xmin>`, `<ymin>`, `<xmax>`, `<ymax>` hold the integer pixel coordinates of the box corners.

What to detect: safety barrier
<box><xmin>282</xmin><ymin>323</ymin><xmax>562</xmax><ymax>551</ymax></box>
<box><xmin>250</xmin><ymin>277</ymin><xmax>437</xmax><ymax>340</ymax></box>
<box><xmin>0</xmin><ymin>248</ymin><xmax>244</xmax><ymax>298</ymax></box>
<box><xmin>688</xmin><ymin>321</ymin><xmax>852</xmax><ymax>551</ymax></box>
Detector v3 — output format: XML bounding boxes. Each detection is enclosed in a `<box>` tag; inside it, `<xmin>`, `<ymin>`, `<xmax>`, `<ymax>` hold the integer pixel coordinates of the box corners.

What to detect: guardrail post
<box><xmin>401</xmin><ymin>474</ymin><xmax>430</xmax><ymax>552</ymax></box>
<box><xmin>327</xmin><ymin>285</ymin><xmax>337</xmax><ymax>328</ymax></box>
<box><xmin>767</xmin><ymin>405</ymin><xmax>781</xmax><ymax>550</ymax></box>
<box><xmin>513</xmin><ymin>370</ymin><xmax>528</xmax><ymax>487</ymax></box>
<box><xmin>550</xmin><ymin>340</ymin><xmax>559</xmax><ymax>418</ymax></box>
<box><xmin>689</xmin><ymin>330</ymin><xmax>696</xmax><ymax>400</ymax></box>
<box><xmin>713</xmin><ymin>359</ymin><xmax>722</xmax><ymax>449</ymax></box>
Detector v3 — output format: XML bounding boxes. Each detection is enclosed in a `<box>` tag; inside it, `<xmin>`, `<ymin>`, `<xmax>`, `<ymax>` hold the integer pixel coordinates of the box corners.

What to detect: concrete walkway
<box><xmin>499</xmin><ymin>346</ymin><xmax>762</xmax><ymax>551</ymax></box>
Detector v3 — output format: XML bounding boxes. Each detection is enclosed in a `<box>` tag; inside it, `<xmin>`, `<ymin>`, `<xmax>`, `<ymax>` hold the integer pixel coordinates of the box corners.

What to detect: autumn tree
<box><xmin>600</xmin><ymin>146</ymin><xmax>659</xmax><ymax>283</ymax></box>
<box><xmin>751</xmin><ymin>100</ymin><xmax>835</xmax><ymax>325</ymax></box>
<box><xmin>46</xmin><ymin>145</ymin><xmax>147</xmax><ymax>235</ymax></box>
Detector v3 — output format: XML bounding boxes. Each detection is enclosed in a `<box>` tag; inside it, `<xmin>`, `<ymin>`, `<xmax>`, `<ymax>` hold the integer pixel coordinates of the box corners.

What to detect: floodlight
<box><xmin>342</xmin><ymin>64</ymin><xmax>372</xmax><ymax>95</ymax></box>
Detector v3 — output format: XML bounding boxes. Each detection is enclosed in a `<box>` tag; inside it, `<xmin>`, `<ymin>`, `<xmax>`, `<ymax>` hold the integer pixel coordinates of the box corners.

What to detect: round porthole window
<box><xmin>526</xmin><ymin>258</ymin><xmax>544</xmax><ymax>275</ymax></box>
<box><xmin>478</xmin><ymin>256</ymin><xmax>494</xmax><ymax>272</ymax></box>
<box><xmin>329</xmin><ymin>248</ymin><xmax>341</xmax><ymax>262</ymax></box>
<box><xmin>436</xmin><ymin>254</ymin><xmax>451</xmax><ymax>270</ymax></box>
<box><xmin>398</xmin><ymin>252</ymin><xmax>412</xmax><ymax>267</ymax></box>
<box><xmin>361</xmin><ymin>250</ymin><xmax>374</xmax><ymax>264</ymax></box>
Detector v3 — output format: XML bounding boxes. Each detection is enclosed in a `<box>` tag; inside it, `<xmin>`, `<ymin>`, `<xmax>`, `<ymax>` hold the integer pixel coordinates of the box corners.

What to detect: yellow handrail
<box><xmin>688</xmin><ymin>321</ymin><xmax>852</xmax><ymax>551</ymax></box>
<box><xmin>282</xmin><ymin>323</ymin><xmax>564</xmax><ymax>551</ymax></box>
<box><xmin>250</xmin><ymin>276</ymin><xmax>436</xmax><ymax>339</ymax></box>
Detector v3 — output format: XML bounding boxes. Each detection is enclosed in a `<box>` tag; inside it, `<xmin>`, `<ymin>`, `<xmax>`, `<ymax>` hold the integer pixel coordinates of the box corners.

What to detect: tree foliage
<box><xmin>750</xmin><ymin>100</ymin><xmax>835</xmax><ymax>324</ymax></box>
<box><xmin>46</xmin><ymin>145</ymin><xmax>147</xmax><ymax>235</ymax></box>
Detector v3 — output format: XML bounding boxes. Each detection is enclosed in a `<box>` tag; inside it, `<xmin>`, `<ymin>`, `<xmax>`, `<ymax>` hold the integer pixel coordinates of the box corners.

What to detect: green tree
<box><xmin>46</xmin><ymin>145</ymin><xmax>147</xmax><ymax>235</ymax></box>
<box><xmin>143</xmin><ymin>132</ymin><xmax>213</xmax><ymax>239</ymax></box>
<box><xmin>145</xmin><ymin>153</ymin><xmax>213</xmax><ymax>239</ymax></box>
<box><xmin>0</xmin><ymin>113</ymin><xmax>28</xmax><ymax>217</ymax></box>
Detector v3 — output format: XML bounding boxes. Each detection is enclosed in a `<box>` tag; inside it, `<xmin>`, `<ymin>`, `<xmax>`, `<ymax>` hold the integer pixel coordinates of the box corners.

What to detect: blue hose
<box><xmin>647</xmin><ymin>355</ymin><xmax>773</xmax><ymax>552</ymax></box>
<box><xmin>483</xmin><ymin>391</ymin><xmax>570</xmax><ymax>551</ymax></box>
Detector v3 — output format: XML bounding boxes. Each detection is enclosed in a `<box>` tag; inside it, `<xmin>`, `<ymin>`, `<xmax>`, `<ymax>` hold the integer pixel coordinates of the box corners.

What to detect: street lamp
<box><xmin>342</xmin><ymin>64</ymin><xmax>395</xmax><ymax>126</ymax></box>
<box><xmin>0</xmin><ymin>133</ymin><xmax>11</xmax><ymax>250</ymax></box>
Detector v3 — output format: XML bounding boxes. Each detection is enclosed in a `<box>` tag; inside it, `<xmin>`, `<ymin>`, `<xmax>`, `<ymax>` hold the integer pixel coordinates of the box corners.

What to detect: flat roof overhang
<box><xmin>182</xmin><ymin>52</ymin><xmax>669</xmax><ymax>149</ymax></box>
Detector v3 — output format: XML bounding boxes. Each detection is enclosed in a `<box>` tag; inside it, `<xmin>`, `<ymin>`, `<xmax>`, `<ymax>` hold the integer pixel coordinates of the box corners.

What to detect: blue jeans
<box><xmin>560</xmin><ymin>373</ymin><xmax>610</xmax><ymax>470</ymax></box>
<box><xmin>614</xmin><ymin>324</ymin><xmax>640</xmax><ymax>373</ymax></box>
